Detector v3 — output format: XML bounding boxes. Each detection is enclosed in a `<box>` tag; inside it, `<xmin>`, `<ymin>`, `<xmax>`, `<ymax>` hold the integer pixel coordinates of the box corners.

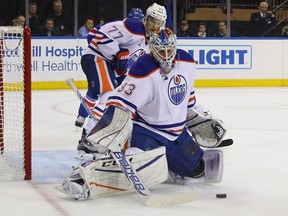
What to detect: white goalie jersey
<box><xmin>105</xmin><ymin>49</ymin><xmax>197</xmax><ymax>141</ymax></box>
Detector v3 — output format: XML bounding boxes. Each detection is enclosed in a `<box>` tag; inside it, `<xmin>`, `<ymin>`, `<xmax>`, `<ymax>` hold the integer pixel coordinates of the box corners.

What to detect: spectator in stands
<box><xmin>28</xmin><ymin>2</ymin><xmax>42</xmax><ymax>36</ymax></box>
<box><xmin>78</xmin><ymin>17</ymin><xmax>94</xmax><ymax>37</ymax></box>
<box><xmin>196</xmin><ymin>22</ymin><xmax>209</xmax><ymax>37</ymax></box>
<box><xmin>17</xmin><ymin>15</ymin><xmax>25</xmax><ymax>26</ymax></box>
<box><xmin>38</xmin><ymin>17</ymin><xmax>61</xmax><ymax>36</ymax></box>
<box><xmin>1</xmin><ymin>0</ymin><xmax>24</xmax><ymax>26</ymax></box>
<box><xmin>9</xmin><ymin>19</ymin><xmax>20</xmax><ymax>26</ymax></box>
<box><xmin>49</xmin><ymin>0</ymin><xmax>73</xmax><ymax>36</ymax></box>
<box><xmin>98</xmin><ymin>17</ymin><xmax>105</xmax><ymax>26</ymax></box>
<box><xmin>176</xmin><ymin>20</ymin><xmax>195</xmax><ymax>37</ymax></box>
<box><xmin>213</xmin><ymin>21</ymin><xmax>237</xmax><ymax>37</ymax></box>
<box><xmin>247</xmin><ymin>1</ymin><xmax>276</xmax><ymax>37</ymax></box>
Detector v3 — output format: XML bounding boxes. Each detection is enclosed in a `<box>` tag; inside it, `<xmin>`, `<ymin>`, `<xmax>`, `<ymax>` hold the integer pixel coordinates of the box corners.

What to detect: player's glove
<box><xmin>114</xmin><ymin>48</ymin><xmax>130</xmax><ymax>76</ymax></box>
<box><xmin>185</xmin><ymin>109</ymin><xmax>227</xmax><ymax>148</ymax></box>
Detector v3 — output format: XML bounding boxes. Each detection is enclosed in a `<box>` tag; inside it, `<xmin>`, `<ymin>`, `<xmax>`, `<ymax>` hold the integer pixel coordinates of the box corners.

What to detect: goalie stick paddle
<box><xmin>65</xmin><ymin>78</ymin><xmax>197</xmax><ymax>206</ymax></box>
<box><xmin>217</xmin><ymin>139</ymin><xmax>233</xmax><ymax>148</ymax></box>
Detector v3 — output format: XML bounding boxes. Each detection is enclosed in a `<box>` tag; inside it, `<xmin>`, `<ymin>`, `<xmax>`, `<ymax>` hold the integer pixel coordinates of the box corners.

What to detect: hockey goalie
<box><xmin>57</xmin><ymin>27</ymin><xmax>229</xmax><ymax>201</ymax></box>
<box><xmin>56</xmin><ymin>107</ymin><xmax>225</xmax><ymax>201</ymax></box>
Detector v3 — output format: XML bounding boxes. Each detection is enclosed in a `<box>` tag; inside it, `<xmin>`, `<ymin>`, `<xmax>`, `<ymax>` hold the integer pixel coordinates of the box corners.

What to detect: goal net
<box><xmin>0</xmin><ymin>26</ymin><xmax>31</xmax><ymax>181</ymax></box>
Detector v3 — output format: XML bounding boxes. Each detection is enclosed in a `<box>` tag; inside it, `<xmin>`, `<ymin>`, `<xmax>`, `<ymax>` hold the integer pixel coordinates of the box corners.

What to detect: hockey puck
<box><xmin>216</xmin><ymin>193</ymin><xmax>227</xmax><ymax>198</ymax></box>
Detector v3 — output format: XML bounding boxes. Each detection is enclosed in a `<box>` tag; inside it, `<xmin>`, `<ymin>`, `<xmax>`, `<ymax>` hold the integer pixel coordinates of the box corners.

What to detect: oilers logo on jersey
<box><xmin>168</xmin><ymin>75</ymin><xmax>187</xmax><ymax>105</ymax></box>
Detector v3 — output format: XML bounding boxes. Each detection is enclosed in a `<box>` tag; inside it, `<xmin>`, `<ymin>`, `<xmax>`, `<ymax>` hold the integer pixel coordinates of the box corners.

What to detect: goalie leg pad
<box><xmin>86</xmin><ymin>106</ymin><xmax>132</xmax><ymax>153</ymax></box>
<box><xmin>57</xmin><ymin>147</ymin><xmax>168</xmax><ymax>199</ymax></box>
<box><xmin>84</xmin><ymin>147</ymin><xmax>168</xmax><ymax>198</ymax></box>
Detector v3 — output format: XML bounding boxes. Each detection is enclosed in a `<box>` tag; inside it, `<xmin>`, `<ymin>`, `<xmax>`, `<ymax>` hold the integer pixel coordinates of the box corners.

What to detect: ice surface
<box><xmin>1</xmin><ymin>87</ymin><xmax>288</xmax><ymax>216</ymax></box>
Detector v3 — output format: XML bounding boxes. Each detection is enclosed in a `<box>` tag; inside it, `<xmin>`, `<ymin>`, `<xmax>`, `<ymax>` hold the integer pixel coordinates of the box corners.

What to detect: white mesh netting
<box><xmin>0</xmin><ymin>26</ymin><xmax>28</xmax><ymax>181</ymax></box>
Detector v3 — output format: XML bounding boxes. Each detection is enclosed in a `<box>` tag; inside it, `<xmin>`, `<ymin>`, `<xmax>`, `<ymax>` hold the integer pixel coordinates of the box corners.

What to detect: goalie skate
<box><xmin>56</xmin><ymin>167</ymin><xmax>90</xmax><ymax>200</ymax></box>
<box><xmin>75</xmin><ymin>139</ymin><xmax>99</xmax><ymax>160</ymax></box>
<box><xmin>75</xmin><ymin>115</ymin><xmax>85</xmax><ymax>128</ymax></box>
<box><xmin>56</xmin><ymin>180</ymin><xmax>90</xmax><ymax>200</ymax></box>
<box><xmin>75</xmin><ymin>128</ymin><xmax>103</xmax><ymax>160</ymax></box>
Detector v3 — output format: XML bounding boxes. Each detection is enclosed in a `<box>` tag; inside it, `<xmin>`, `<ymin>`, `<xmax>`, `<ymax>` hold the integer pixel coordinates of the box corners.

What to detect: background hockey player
<box><xmin>75</xmin><ymin>3</ymin><xmax>167</xmax><ymax>128</ymax></box>
<box><xmin>57</xmin><ymin>28</ymin><xmax>226</xmax><ymax>200</ymax></box>
<box><xmin>127</xmin><ymin>8</ymin><xmax>145</xmax><ymax>22</ymax></box>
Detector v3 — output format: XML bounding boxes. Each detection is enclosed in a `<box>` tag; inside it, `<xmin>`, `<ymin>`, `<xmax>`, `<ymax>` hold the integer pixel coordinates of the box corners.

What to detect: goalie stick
<box><xmin>217</xmin><ymin>138</ymin><xmax>233</xmax><ymax>148</ymax></box>
<box><xmin>65</xmin><ymin>78</ymin><xmax>197</xmax><ymax>206</ymax></box>
<box><xmin>194</xmin><ymin>138</ymin><xmax>233</xmax><ymax>148</ymax></box>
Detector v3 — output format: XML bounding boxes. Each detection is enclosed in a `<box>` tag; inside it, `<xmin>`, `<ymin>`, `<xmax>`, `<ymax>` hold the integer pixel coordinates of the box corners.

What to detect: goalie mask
<box><xmin>149</xmin><ymin>28</ymin><xmax>177</xmax><ymax>73</ymax></box>
<box><xmin>144</xmin><ymin>3</ymin><xmax>167</xmax><ymax>35</ymax></box>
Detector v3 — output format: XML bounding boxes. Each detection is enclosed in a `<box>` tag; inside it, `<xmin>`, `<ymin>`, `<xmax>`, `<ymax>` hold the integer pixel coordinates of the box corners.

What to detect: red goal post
<box><xmin>0</xmin><ymin>26</ymin><xmax>31</xmax><ymax>181</ymax></box>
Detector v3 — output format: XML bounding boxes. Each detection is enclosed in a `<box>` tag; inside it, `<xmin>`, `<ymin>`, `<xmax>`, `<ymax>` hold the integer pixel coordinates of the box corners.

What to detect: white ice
<box><xmin>1</xmin><ymin>87</ymin><xmax>288</xmax><ymax>216</ymax></box>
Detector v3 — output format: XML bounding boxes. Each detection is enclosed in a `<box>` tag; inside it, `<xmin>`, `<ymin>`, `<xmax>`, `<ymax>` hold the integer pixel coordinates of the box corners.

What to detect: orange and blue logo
<box><xmin>168</xmin><ymin>74</ymin><xmax>187</xmax><ymax>105</ymax></box>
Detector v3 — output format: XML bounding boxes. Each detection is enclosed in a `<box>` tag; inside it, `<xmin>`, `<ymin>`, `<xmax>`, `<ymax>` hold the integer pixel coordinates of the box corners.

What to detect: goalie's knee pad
<box><xmin>86</xmin><ymin>106</ymin><xmax>132</xmax><ymax>153</ymax></box>
<box><xmin>202</xmin><ymin>149</ymin><xmax>223</xmax><ymax>182</ymax></box>
<box><xmin>167</xmin><ymin>149</ymin><xmax>223</xmax><ymax>185</ymax></box>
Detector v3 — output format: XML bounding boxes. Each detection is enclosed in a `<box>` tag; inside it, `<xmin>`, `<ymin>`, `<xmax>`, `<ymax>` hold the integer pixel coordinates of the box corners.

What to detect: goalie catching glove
<box><xmin>85</xmin><ymin>106</ymin><xmax>132</xmax><ymax>153</ymax></box>
<box><xmin>185</xmin><ymin>108</ymin><xmax>227</xmax><ymax>148</ymax></box>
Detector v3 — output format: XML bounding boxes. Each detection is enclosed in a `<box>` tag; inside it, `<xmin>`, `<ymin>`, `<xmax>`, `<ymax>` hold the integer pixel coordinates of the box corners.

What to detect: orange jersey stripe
<box><xmin>91</xmin><ymin>110</ymin><xmax>103</xmax><ymax>118</ymax></box>
<box><xmin>91</xmin><ymin>40</ymin><xmax>98</xmax><ymax>48</ymax></box>
<box><xmin>189</xmin><ymin>96</ymin><xmax>196</xmax><ymax>102</ymax></box>
<box><xmin>96</xmin><ymin>57</ymin><xmax>113</xmax><ymax>92</ymax></box>
<box><xmin>95</xmin><ymin>35</ymin><xmax>106</xmax><ymax>40</ymax></box>
<box><xmin>106</xmin><ymin>101</ymin><xmax>125</xmax><ymax>108</ymax></box>
<box><xmin>169</xmin><ymin>128</ymin><xmax>184</xmax><ymax>133</ymax></box>
<box><xmin>84</xmin><ymin>98</ymin><xmax>96</xmax><ymax>107</ymax></box>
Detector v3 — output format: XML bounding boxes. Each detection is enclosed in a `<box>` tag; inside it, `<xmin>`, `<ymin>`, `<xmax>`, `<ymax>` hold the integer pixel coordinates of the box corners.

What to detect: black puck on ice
<box><xmin>216</xmin><ymin>193</ymin><xmax>227</xmax><ymax>198</ymax></box>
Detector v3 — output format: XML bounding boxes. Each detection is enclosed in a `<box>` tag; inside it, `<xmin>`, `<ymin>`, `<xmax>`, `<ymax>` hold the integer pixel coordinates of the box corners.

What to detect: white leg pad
<box><xmin>57</xmin><ymin>147</ymin><xmax>168</xmax><ymax>199</ymax></box>
<box><xmin>86</xmin><ymin>106</ymin><xmax>132</xmax><ymax>153</ymax></box>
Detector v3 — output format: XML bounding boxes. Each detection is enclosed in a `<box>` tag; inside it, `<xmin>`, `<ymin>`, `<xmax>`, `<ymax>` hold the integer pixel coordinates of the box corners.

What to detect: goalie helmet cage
<box><xmin>0</xmin><ymin>26</ymin><xmax>31</xmax><ymax>181</ymax></box>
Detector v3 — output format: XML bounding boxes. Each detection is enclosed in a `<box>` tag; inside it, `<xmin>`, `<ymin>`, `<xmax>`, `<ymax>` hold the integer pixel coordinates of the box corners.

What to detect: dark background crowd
<box><xmin>0</xmin><ymin>0</ymin><xmax>166</xmax><ymax>36</ymax></box>
<box><xmin>0</xmin><ymin>0</ymin><xmax>287</xmax><ymax>37</ymax></box>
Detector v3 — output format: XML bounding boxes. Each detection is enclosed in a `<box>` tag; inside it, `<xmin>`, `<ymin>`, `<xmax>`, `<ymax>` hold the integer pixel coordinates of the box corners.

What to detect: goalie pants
<box><xmin>131</xmin><ymin>124</ymin><xmax>203</xmax><ymax>178</ymax></box>
<box><xmin>78</xmin><ymin>54</ymin><xmax>126</xmax><ymax>118</ymax></box>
